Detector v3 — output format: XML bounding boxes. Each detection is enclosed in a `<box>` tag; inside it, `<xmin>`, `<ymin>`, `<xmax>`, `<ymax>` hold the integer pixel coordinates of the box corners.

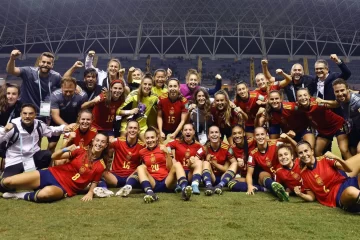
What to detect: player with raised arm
<box><xmin>180</xmin><ymin>69</ymin><xmax>222</xmax><ymax>101</ymax></box>
<box><xmin>137</xmin><ymin>128</ymin><xmax>193</xmax><ymax>203</ymax></box>
<box><xmin>0</xmin><ymin>133</ymin><xmax>109</xmax><ymax>203</ymax></box>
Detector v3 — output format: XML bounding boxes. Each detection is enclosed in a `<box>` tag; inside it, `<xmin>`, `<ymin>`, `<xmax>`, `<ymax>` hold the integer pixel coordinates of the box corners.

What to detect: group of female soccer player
<box><xmin>1</xmin><ymin>53</ymin><xmax>360</xmax><ymax>214</ymax></box>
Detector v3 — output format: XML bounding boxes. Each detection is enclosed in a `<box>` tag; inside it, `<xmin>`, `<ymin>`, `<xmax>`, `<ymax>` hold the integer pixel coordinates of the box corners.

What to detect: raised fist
<box><xmin>261</xmin><ymin>59</ymin><xmax>268</xmax><ymax>65</ymax></box>
<box><xmin>88</xmin><ymin>50</ymin><xmax>95</xmax><ymax>57</ymax></box>
<box><xmin>276</xmin><ymin>69</ymin><xmax>284</xmax><ymax>75</ymax></box>
<box><xmin>215</xmin><ymin>74</ymin><xmax>222</xmax><ymax>80</ymax></box>
<box><xmin>74</xmin><ymin>61</ymin><xmax>84</xmax><ymax>68</ymax></box>
<box><xmin>330</xmin><ymin>54</ymin><xmax>340</xmax><ymax>63</ymax></box>
<box><xmin>167</xmin><ymin>68</ymin><xmax>172</xmax><ymax>77</ymax></box>
<box><xmin>10</xmin><ymin>50</ymin><xmax>21</xmax><ymax>59</ymax></box>
<box><xmin>129</xmin><ymin>67</ymin><xmax>135</xmax><ymax>72</ymax></box>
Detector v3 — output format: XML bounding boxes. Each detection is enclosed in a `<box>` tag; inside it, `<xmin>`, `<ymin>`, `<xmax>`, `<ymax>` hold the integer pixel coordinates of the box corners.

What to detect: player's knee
<box><xmin>37</xmin><ymin>188</ymin><xmax>55</xmax><ymax>201</ymax></box>
<box><xmin>202</xmin><ymin>161</ymin><xmax>211</xmax><ymax>168</ymax></box>
<box><xmin>137</xmin><ymin>164</ymin><xmax>147</xmax><ymax>172</ymax></box>
<box><xmin>2</xmin><ymin>177</ymin><xmax>13</xmax><ymax>187</ymax></box>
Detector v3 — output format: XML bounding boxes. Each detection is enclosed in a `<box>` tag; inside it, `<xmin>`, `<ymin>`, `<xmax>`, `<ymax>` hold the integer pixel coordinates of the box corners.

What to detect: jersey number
<box><xmin>72</xmin><ymin>173</ymin><xmax>80</xmax><ymax>181</ymax></box>
<box><xmin>168</xmin><ymin>116</ymin><xmax>175</xmax><ymax>124</ymax></box>
<box><xmin>123</xmin><ymin>161</ymin><xmax>130</xmax><ymax>169</ymax></box>
<box><xmin>106</xmin><ymin>115</ymin><xmax>114</xmax><ymax>123</ymax></box>
<box><xmin>151</xmin><ymin>164</ymin><xmax>159</xmax><ymax>172</ymax></box>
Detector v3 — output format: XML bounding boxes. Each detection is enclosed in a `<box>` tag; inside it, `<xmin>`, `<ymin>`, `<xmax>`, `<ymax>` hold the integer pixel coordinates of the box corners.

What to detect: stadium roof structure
<box><xmin>1</xmin><ymin>0</ymin><xmax>360</xmax><ymax>59</ymax></box>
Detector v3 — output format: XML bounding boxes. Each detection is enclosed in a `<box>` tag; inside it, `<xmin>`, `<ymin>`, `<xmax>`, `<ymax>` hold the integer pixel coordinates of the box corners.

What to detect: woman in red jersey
<box><xmin>93</xmin><ymin>120</ymin><xmax>145</xmax><ymax>198</ymax></box>
<box><xmin>137</xmin><ymin>127</ymin><xmax>193</xmax><ymax>203</ymax></box>
<box><xmin>294</xmin><ymin>141</ymin><xmax>360</xmax><ymax>213</ymax></box>
<box><xmin>234</xmin><ymin>81</ymin><xmax>264</xmax><ymax>138</ymax></box>
<box><xmin>227</xmin><ymin>125</ymin><xmax>267</xmax><ymax>193</ymax></box>
<box><xmin>62</xmin><ymin>109</ymin><xmax>98</xmax><ymax>149</ymax></box>
<box><xmin>274</xmin><ymin>145</ymin><xmax>302</xmax><ymax>194</ymax></box>
<box><xmin>245</xmin><ymin>127</ymin><xmax>297</xmax><ymax>201</ymax></box>
<box><xmin>81</xmin><ymin>80</ymin><xmax>126</xmax><ymax>140</ymax></box>
<box><xmin>259</xmin><ymin>90</ymin><xmax>315</xmax><ymax>144</ymax></box>
<box><xmin>0</xmin><ymin>133</ymin><xmax>109</xmax><ymax>203</ymax></box>
<box><xmin>166</xmin><ymin>123</ymin><xmax>203</xmax><ymax>194</ymax></box>
<box><xmin>157</xmin><ymin>78</ymin><xmax>189</xmax><ymax>140</ymax></box>
<box><xmin>296</xmin><ymin>88</ymin><xmax>351</xmax><ymax>159</ymax></box>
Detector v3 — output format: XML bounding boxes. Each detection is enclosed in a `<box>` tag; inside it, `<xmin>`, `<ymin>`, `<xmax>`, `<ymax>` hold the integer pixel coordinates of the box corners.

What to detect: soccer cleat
<box><xmin>204</xmin><ymin>186</ymin><xmax>214</xmax><ymax>196</ymax></box>
<box><xmin>191</xmin><ymin>184</ymin><xmax>200</xmax><ymax>195</ymax></box>
<box><xmin>115</xmin><ymin>185</ymin><xmax>132</xmax><ymax>197</ymax></box>
<box><xmin>214</xmin><ymin>185</ymin><xmax>223</xmax><ymax>195</ymax></box>
<box><xmin>143</xmin><ymin>191</ymin><xmax>159</xmax><ymax>203</ymax></box>
<box><xmin>181</xmin><ymin>186</ymin><xmax>192</xmax><ymax>201</ymax></box>
<box><xmin>174</xmin><ymin>184</ymin><xmax>182</xmax><ymax>193</ymax></box>
<box><xmin>2</xmin><ymin>192</ymin><xmax>27</xmax><ymax>199</ymax></box>
<box><xmin>271</xmin><ymin>182</ymin><xmax>289</xmax><ymax>202</ymax></box>
<box><xmin>93</xmin><ymin>187</ymin><xmax>114</xmax><ymax>198</ymax></box>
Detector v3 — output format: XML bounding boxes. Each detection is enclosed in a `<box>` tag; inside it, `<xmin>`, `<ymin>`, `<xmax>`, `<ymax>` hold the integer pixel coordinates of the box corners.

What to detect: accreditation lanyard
<box><xmin>291</xmin><ymin>83</ymin><xmax>304</xmax><ymax>100</ymax></box>
<box><xmin>37</xmin><ymin>70</ymin><xmax>51</xmax><ymax>101</ymax></box>
<box><xmin>7</xmin><ymin>108</ymin><xmax>16</xmax><ymax>124</ymax></box>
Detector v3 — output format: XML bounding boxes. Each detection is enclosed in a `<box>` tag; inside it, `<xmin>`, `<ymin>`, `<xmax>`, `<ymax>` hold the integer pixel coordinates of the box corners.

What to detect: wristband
<box><xmin>62</xmin><ymin>148</ymin><xmax>69</xmax><ymax>153</ymax></box>
<box><xmin>124</xmin><ymin>110</ymin><xmax>130</xmax><ymax>115</ymax></box>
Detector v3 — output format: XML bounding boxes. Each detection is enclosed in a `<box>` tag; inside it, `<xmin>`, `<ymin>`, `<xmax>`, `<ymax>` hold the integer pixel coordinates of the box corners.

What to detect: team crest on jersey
<box><xmin>150</xmin><ymin>154</ymin><xmax>156</xmax><ymax>163</ymax></box>
<box><xmin>185</xmin><ymin>149</ymin><xmax>191</xmax><ymax>158</ymax></box>
<box><xmin>169</xmin><ymin>107</ymin><xmax>175</xmax><ymax>115</ymax></box>
<box><xmin>79</xmin><ymin>166</ymin><xmax>87</xmax><ymax>174</ymax></box>
<box><xmin>265</xmin><ymin>158</ymin><xmax>272</xmax><ymax>167</ymax></box>
<box><xmin>126</xmin><ymin>152</ymin><xmax>132</xmax><ymax>160</ymax></box>
<box><xmin>72</xmin><ymin>102</ymin><xmax>78</xmax><ymax>107</ymax></box>
<box><xmin>315</xmin><ymin>174</ymin><xmax>324</xmax><ymax>186</ymax></box>
<box><xmin>291</xmin><ymin>172</ymin><xmax>300</xmax><ymax>180</ymax></box>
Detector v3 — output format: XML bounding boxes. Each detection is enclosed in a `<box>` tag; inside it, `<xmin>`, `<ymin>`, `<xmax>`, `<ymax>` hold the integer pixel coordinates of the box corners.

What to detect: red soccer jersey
<box><xmin>248</xmin><ymin>140</ymin><xmax>281</xmax><ymax>176</ymax></box>
<box><xmin>110</xmin><ymin>137</ymin><xmax>145</xmax><ymax>177</ymax></box>
<box><xmin>275</xmin><ymin>158</ymin><xmax>302</xmax><ymax>192</ymax></box>
<box><xmin>299</xmin><ymin>98</ymin><xmax>344</xmax><ymax>136</ymax></box>
<box><xmin>140</xmin><ymin>146</ymin><xmax>169</xmax><ymax>181</ymax></box>
<box><xmin>301</xmin><ymin>156</ymin><xmax>346</xmax><ymax>207</ymax></box>
<box><xmin>63</xmin><ymin>125</ymin><xmax>98</xmax><ymax>148</ymax></box>
<box><xmin>270</xmin><ymin>102</ymin><xmax>309</xmax><ymax>133</ymax></box>
<box><xmin>234</xmin><ymin>91</ymin><xmax>264</xmax><ymax>127</ymax></box>
<box><xmin>196</xmin><ymin>142</ymin><xmax>235</xmax><ymax>176</ymax></box>
<box><xmin>210</xmin><ymin>105</ymin><xmax>240</xmax><ymax>129</ymax></box>
<box><xmin>166</xmin><ymin>139</ymin><xmax>202</xmax><ymax>170</ymax></box>
<box><xmin>92</xmin><ymin>93</ymin><xmax>124</xmax><ymax>131</ymax></box>
<box><xmin>49</xmin><ymin>148</ymin><xmax>106</xmax><ymax>197</ymax></box>
<box><xmin>158</xmin><ymin>94</ymin><xmax>188</xmax><ymax>132</ymax></box>
<box><xmin>254</xmin><ymin>82</ymin><xmax>281</xmax><ymax>99</ymax></box>
<box><xmin>232</xmin><ymin>137</ymin><xmax>256</xmax><ymax>177</ymax></box>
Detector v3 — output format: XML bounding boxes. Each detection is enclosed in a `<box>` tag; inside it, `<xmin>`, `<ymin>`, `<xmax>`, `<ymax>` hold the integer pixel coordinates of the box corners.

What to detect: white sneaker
<box><xmin>2</xmin><ymin>192</ymin><xmax>28</xmax><ymax>199</ymax></box>
<box><xmin>115</xmin><ymin>185</ymin><xmax>132</xmax><ymax>197</ymax></box>
<box><xmin>93</xmin><ymin>187</ymin><xmax>114</xmax><ymax>198</ymax></box>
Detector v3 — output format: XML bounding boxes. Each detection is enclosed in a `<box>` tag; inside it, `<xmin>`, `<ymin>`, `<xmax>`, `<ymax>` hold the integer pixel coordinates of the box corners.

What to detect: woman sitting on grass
<box><xmin>294</xmin><ymin>141</ymin><xmax>360</xmax><ymax>213</ymax></box>
<box><xmin>0</xmin><ymin>133</ymin><xmax>109</xmax><ymax>203</ymax></box>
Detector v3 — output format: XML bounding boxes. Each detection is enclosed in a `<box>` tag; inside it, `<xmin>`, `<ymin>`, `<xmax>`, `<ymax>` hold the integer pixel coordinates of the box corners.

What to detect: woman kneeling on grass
<box><xmin>137</xmin><ymin>127</ymin><xmax>193</xmax><ymax>203</ymax></box>
<box><xmin>294</xmin><ymin>141</ymin><xmax>360</xmax><ymax>213</ymax></box>
<box><xmin>0</xmin><ymin>133</ymin><xmax>109</xmax><ymax>203</ymax></box>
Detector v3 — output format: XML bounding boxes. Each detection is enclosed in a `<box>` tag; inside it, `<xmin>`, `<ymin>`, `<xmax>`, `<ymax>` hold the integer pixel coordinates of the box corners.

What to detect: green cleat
<box><xmin>271</xmin><ymin>182</ymin><xmax>289</xmax><ymax>202</ymax></box>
